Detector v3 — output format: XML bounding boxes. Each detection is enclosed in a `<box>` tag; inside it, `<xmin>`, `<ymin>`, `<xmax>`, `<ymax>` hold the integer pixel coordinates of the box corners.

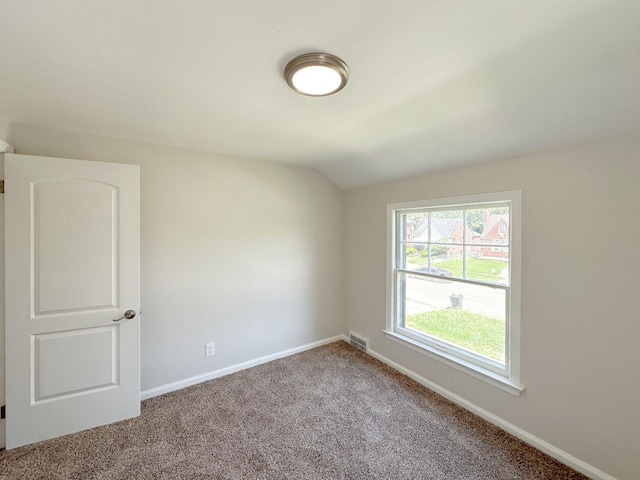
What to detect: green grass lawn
<box><xmin>407</xmin><ymin>255</ymin><xmax>507</xmax><ymax>282</ymax></box>
<box><xmin>432</xmin><ymin>258</ymin><xmax>507</xmax><ymax>282</ymax></box>
<box><xmin>406</xmin><ymin>309</ymin><xmax>505</xmax><ymax>362</ymax></box>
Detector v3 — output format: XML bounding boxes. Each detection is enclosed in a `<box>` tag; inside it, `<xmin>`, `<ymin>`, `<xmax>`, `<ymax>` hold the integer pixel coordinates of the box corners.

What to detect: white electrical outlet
<box><xmin>205</xmin><ymin>342</ymin><xmax>215</xmax><ymax>357</ymax></box>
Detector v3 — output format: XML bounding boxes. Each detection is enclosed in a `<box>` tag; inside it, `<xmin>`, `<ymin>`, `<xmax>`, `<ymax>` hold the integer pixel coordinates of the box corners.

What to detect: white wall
<box><xmin>344</xmin><ymin>140</ymin><xmax>640</xmax><ymax>480</ymax></box>
<box><xmin>1</xmin><ymin>122</ymin><xmax>344</xmax><ymax>393</ymax></box>
<box><xmin>0</xmin><ymin>115</ymin><xmax>11</xmax><ymax>140</ymax></box>
<box><xmin>3</xmin><ymin>117</ymin><xmax>639</xmax><ymax>479</ymax></box>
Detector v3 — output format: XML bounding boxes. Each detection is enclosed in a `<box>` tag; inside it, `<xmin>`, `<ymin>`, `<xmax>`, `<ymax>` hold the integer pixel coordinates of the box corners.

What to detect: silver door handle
<box><xmin>113</xmin><ymin>310</ymin><xmax>136</xmax><ymax>322</ymax></box>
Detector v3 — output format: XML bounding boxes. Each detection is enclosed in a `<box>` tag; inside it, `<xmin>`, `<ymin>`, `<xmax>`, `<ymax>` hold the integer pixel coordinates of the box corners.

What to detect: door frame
<box><xmin>0</xmin><ymin>150</ymin><xmax>8</xmax><ymax>448</ymax></box>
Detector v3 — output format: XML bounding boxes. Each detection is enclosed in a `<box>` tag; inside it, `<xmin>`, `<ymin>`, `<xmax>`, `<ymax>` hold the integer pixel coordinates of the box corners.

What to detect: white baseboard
<box><xmin>364</xmin><ymin>346</ymin><xmax>617</xmax><ymax>480</ymax></box>
<box><xmin>140</xmin><ymin>335</ymin><xmax>346</xmax><ymax>401</ymax></box>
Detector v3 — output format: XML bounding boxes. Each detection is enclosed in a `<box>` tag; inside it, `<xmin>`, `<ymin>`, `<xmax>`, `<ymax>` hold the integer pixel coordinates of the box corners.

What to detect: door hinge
<box><xmin>1</xmin><ymin>405</ymin><xmax>5</xmax><ymax>419</ymax></box>
<box><xmin>0</xmin><ymin>180</ymin><xmax>4</xmax><ymax>194</ymax></box>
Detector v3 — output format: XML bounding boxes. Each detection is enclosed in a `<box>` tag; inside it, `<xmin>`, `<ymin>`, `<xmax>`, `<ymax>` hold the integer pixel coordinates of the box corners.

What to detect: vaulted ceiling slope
<box><xmin>1</xmin><ymin>1</ymin><xmax>639</xmax><ymax>189</ymax></box>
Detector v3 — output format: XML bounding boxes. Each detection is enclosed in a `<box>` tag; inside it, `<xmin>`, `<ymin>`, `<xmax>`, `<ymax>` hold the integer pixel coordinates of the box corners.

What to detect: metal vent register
<box><xmin>349</xmin><ymin>332</ymin><xmax>368</xmax><ymax>353</ymax></box>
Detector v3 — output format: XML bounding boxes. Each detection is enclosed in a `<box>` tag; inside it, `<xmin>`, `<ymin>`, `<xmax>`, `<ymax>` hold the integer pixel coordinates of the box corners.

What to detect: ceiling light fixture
<box><xmin>284</xmin><ymin>53</ymin><xmax>349</xmax><ymax>97</ymax></box>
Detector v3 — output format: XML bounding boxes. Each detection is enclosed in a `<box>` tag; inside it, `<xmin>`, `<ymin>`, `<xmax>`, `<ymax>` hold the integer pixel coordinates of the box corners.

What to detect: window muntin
<box><xmin>388</xmin><ymin>192</ymin><xmax>521</xmax><ymax>388</ymax></box>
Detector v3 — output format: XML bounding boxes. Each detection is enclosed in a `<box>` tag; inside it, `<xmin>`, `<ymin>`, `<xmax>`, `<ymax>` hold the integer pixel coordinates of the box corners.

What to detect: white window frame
<box><xmin>385</xmin><ymin>190</ymin><xmax>523</xmax><ymax>396</ymax></box>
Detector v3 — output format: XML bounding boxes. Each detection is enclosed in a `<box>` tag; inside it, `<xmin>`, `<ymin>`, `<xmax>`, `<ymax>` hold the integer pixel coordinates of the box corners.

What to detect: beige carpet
<box><xmin>0</xmin><ymin>341</ymin><xmax>587</xmax><ymax>479</ymax></box>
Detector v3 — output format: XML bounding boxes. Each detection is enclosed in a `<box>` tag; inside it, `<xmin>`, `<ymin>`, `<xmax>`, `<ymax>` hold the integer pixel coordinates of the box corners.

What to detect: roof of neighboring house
<box><xmin>480</xmin><ymin>215</ymin><xmax>509</xmax><ymax>240</ymax></box>
<box><xmin>411</xmin><ymin>214</ymin><xmax>509</xmax><ymax>243</ymax></box>
<box><xmin>414</xmin><ymin>218</ymin><xmax>461</xmax><ymax>242</ymax></box>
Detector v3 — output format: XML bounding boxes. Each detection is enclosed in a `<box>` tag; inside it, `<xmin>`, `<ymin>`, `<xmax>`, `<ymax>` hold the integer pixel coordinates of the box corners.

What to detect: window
<box><xmin>385</xmin><ymin>191</ymin><xmax>522</xmax><ymax>395</ymax></box>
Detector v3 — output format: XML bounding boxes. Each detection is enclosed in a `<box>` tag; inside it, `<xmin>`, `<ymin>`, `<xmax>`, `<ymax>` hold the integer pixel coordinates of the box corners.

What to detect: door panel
<box><xmin>5</xmin><ymin>153</ymin><xmax>140</xmax><ymax>449</ymax></box>
<box><xmin>34</xmin><ymin>326</ymin><xmax>118</xmax><ymax>401</ymax></box>
<box><xmin>35</xmin><ymin>180</ymin><xmax>118</xmax><ymax>314</ymax></box>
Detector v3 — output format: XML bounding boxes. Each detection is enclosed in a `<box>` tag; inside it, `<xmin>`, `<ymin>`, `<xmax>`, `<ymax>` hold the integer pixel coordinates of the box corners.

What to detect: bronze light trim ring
<box><xmin>284</xmin><ymin>53</ymin><xmax>350</xmax><ymax>96</ymax></box>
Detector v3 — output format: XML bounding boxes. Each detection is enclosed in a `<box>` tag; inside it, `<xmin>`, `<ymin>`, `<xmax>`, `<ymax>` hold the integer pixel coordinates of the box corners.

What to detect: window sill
<box><xmin>383</xmin><ymin>330</ymin><xmax>524</xmax><ymax>396</ymax></box>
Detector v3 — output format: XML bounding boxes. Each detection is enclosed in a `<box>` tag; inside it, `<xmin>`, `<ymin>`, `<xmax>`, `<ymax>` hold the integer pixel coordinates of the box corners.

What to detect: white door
<box><xmin>5</xmin><ymin>154</ymin><xmax>140</xmax><ymax>449</ymax></box>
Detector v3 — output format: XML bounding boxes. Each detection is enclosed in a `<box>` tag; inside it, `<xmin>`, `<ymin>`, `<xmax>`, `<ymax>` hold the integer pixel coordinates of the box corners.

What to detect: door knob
<box><xmin>113</xmin><ymin>310</ymin><xmax>137</xmax><ymax>322</ymax></box>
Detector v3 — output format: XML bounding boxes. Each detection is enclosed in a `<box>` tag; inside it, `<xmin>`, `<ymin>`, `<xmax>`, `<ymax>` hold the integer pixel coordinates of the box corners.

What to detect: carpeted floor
<box><xmin>0</xmin><ymin>341</ymin><xmax>587</xmax><ymax>479</ymax></box>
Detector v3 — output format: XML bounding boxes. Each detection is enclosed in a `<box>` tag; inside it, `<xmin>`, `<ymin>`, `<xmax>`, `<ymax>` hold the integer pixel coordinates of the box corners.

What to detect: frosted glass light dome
<box><xmin>284</xmin><ymin>53</ymin><xmax>349</xmax><ymax>97</ymax></box>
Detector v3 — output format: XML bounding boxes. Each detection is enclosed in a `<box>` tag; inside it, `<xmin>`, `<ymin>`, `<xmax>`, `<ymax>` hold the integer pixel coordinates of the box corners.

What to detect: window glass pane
<box><xmin>430</xmin><ymin>210</ymin><xmax>463</xmax><ymax>245</ymax></box>
<box><xmin>402</xmin><ymin>273</ymin><xmax>506</xmax><ymax>364</ymax></box>
<box><xmin>403</xmin><ymin>244</ymin><xmax>430</xmax><ymax>271</ymax></box>
<box><xmin>466</xmin><ymin>207</ymin><xmax>509</xmax><ymax>246</ymax></box>
<box><xmin>465</xmin><ymin>208</ymin><xmax>488</xmax><ymax>241</ymax></box>
<box><xmin>403</xmin><ymin>212</ymin><xmax>428</xmax><ymax>241</ymax></box>
<box><xmin>400</xmin><ymin>243</ymin><xmax>462</xmax><ymax>277</ymax></box>
<box><xmin>464</xmin><ymin>247</ymin><xmax>509</xmax><ymax>284</ymax></box>
<box><xmin>429</xmin><ymin>248</ymin><xmax>463</xmax><ymax>280</ymax></box>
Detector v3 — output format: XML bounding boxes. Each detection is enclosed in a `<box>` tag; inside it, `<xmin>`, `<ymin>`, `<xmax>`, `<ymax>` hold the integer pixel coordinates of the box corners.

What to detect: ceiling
<box><xmin>1</xmin><ymin>1</ymin><xmax>638</xmax><ymax>189</ymax></box>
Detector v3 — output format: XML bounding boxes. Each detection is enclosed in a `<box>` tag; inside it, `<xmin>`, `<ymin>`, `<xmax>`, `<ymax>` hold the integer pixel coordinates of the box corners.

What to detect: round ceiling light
<box><xmin>284</xmin><ymin>53</ymin><xmax>349</xmax><ymax>96</ymax></box>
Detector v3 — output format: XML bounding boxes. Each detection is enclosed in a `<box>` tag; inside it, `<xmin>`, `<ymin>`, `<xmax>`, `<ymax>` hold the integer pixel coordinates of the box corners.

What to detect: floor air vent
<box><xmin>349</xmin><ymin>331</ymin><xmax>368</xmax><ymax>353</ymax></box>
